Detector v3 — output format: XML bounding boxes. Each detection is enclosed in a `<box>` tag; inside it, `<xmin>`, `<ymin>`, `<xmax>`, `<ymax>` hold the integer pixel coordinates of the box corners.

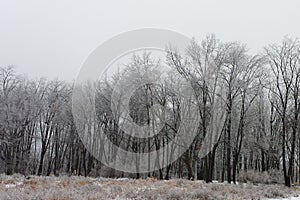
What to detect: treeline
<box><xmin>0</xmin><ymin>35</ymin><xmax>299</xmax><ymax>187</ymax></box>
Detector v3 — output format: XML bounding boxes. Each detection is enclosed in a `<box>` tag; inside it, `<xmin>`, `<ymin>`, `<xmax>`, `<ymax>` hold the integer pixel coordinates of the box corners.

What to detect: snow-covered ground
<box><xmin>0</xmin><ymin>174</ymin><xmax>299</xmax><ymax>200</ymax></box>
<box><xmin>266</xmin><ymin>198</ymin><xmax>300</xmax><ymax>200</ymax></box>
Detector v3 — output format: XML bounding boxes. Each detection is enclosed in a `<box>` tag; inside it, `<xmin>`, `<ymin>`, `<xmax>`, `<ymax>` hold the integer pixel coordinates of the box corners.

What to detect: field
<box><xmin>0</xmin><ymin>174</ymin><xmax>300</xmax><ymax>200</ymax></box>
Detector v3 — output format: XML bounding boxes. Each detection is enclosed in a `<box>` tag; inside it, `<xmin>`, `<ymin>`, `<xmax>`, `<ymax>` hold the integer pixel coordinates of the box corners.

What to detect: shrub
<box><xmin>237</xmin><ymin>170</ymin><xmax>283</xmax><ymax>184</ymax></box>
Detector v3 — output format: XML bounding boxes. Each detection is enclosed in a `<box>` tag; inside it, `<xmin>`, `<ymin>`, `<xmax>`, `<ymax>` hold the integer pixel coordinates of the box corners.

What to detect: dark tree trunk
<box><xmin>226</xmin><ymin>104</ymin><xmax>232</xmax><ymax>183</ymax></box>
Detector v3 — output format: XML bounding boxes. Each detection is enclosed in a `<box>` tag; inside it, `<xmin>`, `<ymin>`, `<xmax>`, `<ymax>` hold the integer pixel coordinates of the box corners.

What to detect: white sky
<box><xmin>1</xmin><ymin>0</ymin><xmax>300</xmax><ymax>82</ymax></box>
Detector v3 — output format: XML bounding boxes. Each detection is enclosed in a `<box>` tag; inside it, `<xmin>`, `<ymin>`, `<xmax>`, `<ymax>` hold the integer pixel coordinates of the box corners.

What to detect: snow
<box><xmin>4</xmin><ymin>184</ymin><xmax>16</xmax><ymax>188</ymax></box>
<box><xmin>266</xmin><ymin>197</ymin><xmax>300</xmax><ymax>200</ymax></box>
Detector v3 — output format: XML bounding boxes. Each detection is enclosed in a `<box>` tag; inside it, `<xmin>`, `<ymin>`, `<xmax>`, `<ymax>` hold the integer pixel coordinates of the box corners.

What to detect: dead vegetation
<box><xmin>0</xmin><ymin>174</ymin><xmax>300</xmax><ymax>200</ymax></box>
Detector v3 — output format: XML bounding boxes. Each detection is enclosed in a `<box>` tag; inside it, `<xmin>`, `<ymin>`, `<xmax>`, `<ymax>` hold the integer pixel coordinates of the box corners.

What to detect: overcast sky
<box><xmin>1</xmin><ymin>0</ymin><xmax>300</xmax><ymax>82</ymax></box>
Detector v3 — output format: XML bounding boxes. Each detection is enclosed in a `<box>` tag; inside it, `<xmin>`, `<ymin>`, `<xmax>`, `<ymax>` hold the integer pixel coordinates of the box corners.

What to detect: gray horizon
<box><xmin>1</xmin><ymin>0</ymin><xmax>300</xmax><ymax>81</ymax></box>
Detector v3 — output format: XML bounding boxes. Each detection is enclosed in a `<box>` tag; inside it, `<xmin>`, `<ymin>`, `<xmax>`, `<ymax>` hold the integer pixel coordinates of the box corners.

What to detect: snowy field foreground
<box><xmin>0</xmin><ymin>174</ymin><xmax>300</xmax><ymax>200</ymax></box>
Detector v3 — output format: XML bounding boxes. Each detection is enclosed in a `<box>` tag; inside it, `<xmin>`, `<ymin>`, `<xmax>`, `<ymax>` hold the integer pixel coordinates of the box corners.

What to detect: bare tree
<box><xmin>265</xmin><ymin>37</ymin><xmax>300</xmax><ymax>186</ymax></box>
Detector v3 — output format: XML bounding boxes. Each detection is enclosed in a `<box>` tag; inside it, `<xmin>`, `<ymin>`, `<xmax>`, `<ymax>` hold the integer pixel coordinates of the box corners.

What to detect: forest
<box><xmin>0</xmin><ymin>35</ymin><xmax>299</xmax><ymax>188</ymax></box>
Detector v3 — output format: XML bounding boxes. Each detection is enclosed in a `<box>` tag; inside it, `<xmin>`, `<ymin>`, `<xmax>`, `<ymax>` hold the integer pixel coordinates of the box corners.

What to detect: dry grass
<box><xmin>0</xmin><ymin>174</ymin><xmax>299</xmax><ymax>200</ymax></box>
